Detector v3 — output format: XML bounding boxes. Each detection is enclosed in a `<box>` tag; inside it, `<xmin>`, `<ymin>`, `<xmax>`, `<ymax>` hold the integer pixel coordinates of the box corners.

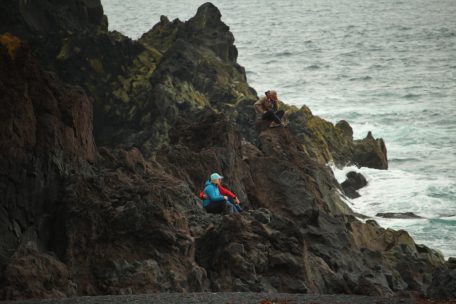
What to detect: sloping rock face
<box><xmin>0</xmin><ymin>1</ymin><xmax>445</xmax><ymax>301</ymax></box>
<box><xmin>0</xmin><ymin>34</ymin><xmax>96</xmax><ymax>299</ymax></box>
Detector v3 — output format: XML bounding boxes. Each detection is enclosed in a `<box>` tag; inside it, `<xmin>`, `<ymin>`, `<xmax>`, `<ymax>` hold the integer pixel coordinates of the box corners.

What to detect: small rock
<box><xmin>250</xmin><ymin>208</ymin><xmax>272</xmax><ymax>224</ymax></box>
<box><xmin>341</xmin><ymin>171</ymin><xmax>367</xmax><ymax>199</ymax></box>
<box><xmin>342</xmin><ymin>171</ymin><xmax>368</xmax><ymax>190</ymax></box>
<box><xmin>376</xmin><ymin>212</ymin><xmax>423</xmax><ymax>219</ymax></box>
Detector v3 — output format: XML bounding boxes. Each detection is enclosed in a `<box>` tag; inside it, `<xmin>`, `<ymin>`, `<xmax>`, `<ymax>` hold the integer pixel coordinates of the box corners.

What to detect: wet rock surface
<box><xmin>376</xmin><ymin>212</ymin><xmax>424</xmax><ymax>219</ymax></box>
<box><xmin>0</xmin><ymin>1</ymin><xmax>449</xmax><ymax>301</ymax></box>
<box><xmin>341</xmin><ymin>171</ymin><xmax>368</xmax><ymax>199</ymax></box>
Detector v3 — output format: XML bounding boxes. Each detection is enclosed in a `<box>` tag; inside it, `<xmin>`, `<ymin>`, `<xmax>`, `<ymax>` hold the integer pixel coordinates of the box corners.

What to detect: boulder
<box><xmin>342</xmin><ymin>171</ymin><xmax>368</xmax><ymax>190</ymax></box>
<box><xmin>0</xmin><ymin>243</ymin><xmax>75</xmax><ymax>300</ymax></box>
<box><xmin>341</xmin><ymin>171</ymin><xmax>368</xmax><ymax>199</ymax></box>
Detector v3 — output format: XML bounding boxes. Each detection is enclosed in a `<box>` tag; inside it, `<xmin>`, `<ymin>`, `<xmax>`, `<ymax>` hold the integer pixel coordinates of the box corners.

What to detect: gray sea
<box><xmin>101</xmin><ymin>0</ymin><xmax>456</xmax><ymax>258</ymax></box>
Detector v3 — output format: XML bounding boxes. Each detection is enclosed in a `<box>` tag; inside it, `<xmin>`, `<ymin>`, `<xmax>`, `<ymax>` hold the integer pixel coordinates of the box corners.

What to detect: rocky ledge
<box><xmin>0</xmin><ymin>0</ymin><xmax>454</xmax><ymax>301</ymax></box>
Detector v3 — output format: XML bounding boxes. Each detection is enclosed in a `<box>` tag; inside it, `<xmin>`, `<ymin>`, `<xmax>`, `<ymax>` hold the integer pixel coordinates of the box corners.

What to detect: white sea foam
<box><xmin>332</xmin><ymin>164</ymin><xmax>456</xmax><ymax>258</ymax></box>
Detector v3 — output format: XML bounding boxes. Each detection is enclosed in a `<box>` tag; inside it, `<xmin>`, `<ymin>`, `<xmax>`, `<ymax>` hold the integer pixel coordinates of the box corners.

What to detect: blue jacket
<box><xmin>202</xmin><ymin>180</ymin><xmax>225</xmax><ymax>207</ymax></box>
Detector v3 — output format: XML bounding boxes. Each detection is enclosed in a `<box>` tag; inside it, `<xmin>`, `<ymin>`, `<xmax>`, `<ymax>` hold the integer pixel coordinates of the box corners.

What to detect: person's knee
<box><xmin>224</xmin><ymin>201</ymin><xmax>238</xmax><ymax>214</ymax></box>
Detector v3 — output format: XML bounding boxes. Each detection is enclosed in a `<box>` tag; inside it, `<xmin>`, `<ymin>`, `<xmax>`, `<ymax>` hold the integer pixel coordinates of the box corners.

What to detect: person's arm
<box><xmin>205</xmin><ymin>185</ymin><xmax>225</xmax><ymax>201</ymax></box>
<box><xmin>254</xmin><ymin>97</ymin><xmax>266</xmax><ymax>114</ymax></box>
<box><xmin>199</xmin><ymin>190</ymin><xmax>207</xmax><ymax>199</ymax></box>
<box><xmin>218</xmin><ymin>185</ymin><xmax>236</xmax><ymax>199</ymax></box>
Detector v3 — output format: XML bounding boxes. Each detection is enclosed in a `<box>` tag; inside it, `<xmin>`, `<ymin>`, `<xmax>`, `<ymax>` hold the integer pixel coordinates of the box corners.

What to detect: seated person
<box><xmin>201</xmin><ymin>173</ymin><xmax>241</xmax><ymax>214</ymax></box>
<box><xmin>254</xmin><ymin>90</ymin><xmax>286</xmax><ymax>128</ymax></box>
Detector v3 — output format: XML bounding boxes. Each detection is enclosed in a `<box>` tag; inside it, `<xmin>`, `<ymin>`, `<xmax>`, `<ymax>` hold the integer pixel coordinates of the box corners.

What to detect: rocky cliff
<box><xmin>0</xmin><ymin>0</ymin><xmax>452</xmax><ymax>301</ymax></box>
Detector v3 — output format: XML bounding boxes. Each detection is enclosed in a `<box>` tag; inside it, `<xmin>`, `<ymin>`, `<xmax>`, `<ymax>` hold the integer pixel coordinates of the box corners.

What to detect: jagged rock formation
<box><xmin>341</xmin><ymin>171</ymin><xmax>368</xmax><ymax>199</ymax></box>
<box><xmin>0</xmin><ymin>1</ymin><xmax>449</xmax><ymax>301</ymax></box>
<box><xmin>288</xmin><ymin>108</ymin><xmax>388</xmax><ymax>169</ymax></box>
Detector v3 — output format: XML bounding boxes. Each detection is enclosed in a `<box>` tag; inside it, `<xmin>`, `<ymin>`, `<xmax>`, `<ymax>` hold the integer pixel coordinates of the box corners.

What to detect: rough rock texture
<box><xmin>427</xmin><ymin>258</ymin><xmax>456</xmax><ymax>300</ymax></box>
<box><xmin>287</xmin><ymin>107</ymin><xmax>388</xmax><ymax>169</ymax></box>
<box><xmin>0</xmin><ymin>34</ymin><xmax>95</xmax><ymax>296</ymax></box>
<box><xmin>0</xmin><ymin>34</ymin><xmax>96</xmax><ymax>161</ymax></box>
<box><xmin>1</xmin><ymin>0</ymin><xmax>256</xmax><ymax>154</ymax></box>
<box><xmin>352</xmin><ymin>131</ymin><xmax>388</xmax><ymax>170</ymax></box>
<box><xmin>341</xmin><ymin>171</ymin><xmax>368</xmax><ymax>199</ymax></box>
<box><xmin>0</xmin><ymin>1</ymin><xmax>447</xmax><ymax>301</ymax></box>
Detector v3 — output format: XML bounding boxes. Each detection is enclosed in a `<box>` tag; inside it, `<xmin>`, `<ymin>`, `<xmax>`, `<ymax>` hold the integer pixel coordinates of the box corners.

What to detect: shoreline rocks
<box><xmin>341</xmin><ymin>171</ymin><xmax>368</xmax><ymax>199</ymax></box>
<box><xmin>0</xmin><ymin>1</ymin><xmax>448</xmax><ymax>301</ymax></box>
<box><xmin>376</xmin><ymin>212</ymin><xmax>424</xmax><ymax>219</ymax></box>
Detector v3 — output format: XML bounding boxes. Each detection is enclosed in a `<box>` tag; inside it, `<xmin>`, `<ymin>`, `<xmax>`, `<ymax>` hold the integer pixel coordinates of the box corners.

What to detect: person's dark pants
<box><xmin>262</xmin><ymin>110</ymin><xmax>284</xmax><ymax>124</ymax></box>
<box><xmin>204</xmin><ymin>198</ymin><xmax>241</xmax><ymax>214</ymax></box>
<box><xmin>227</xmin><ymin>197</ymin><xmax>243</xmax><ymax>213</ymax></box>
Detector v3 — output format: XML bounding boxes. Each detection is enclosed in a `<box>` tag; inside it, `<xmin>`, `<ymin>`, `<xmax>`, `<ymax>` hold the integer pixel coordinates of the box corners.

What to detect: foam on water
<box><xmin>333</xmin><ymin>164</ymin><xmax>456</xmax><ymax>258</ymax></box>
<box><xmin>101</xmin><ymin>0</ymin><xmax>456</xmax><ymax>257</ymax></box>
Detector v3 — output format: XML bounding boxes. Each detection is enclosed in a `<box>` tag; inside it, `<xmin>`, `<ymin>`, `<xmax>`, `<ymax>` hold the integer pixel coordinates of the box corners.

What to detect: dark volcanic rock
<box><xmin>343</xmin><ymin>187</ymin><xmax>361</xmax><ymax>199</ymax></box>
<box><xmin>1</xmin><ymin>243</ymin><xmax>76</xmax><ymax>299</ymax></box>
<box><xmin>287</xmin><ymin>106</ymin><xmax>388</xmax><ymax>169</ymax></box>
<box><xmin>140</xmin><ymin>3</ymin><xmax>238</xmax><ymax>63</ymax></box>
<box><xmin>342</xmin><ymin>171</ymin><xmax>368</xmax><ymax>190</ymax></box>
<box><xmin>336</xmin><ymin>120</ymin><xmax>354</xmax><ymax>139</ymax></box>
<box><xmin>0</xmin><ymin>2</ymin><xmax>445</xmax><ymax>301</ymax></box>
<box><xmin>427</xmin><ymin>258</ymin><xmax>456</xmax><ymax>300</ymax></box>
<box><xmin>0</xmin><ymin>0</ymin><xmax>106</xmax><ymax>37</ymax></box>
<box><xmin>341</xmin><ymin>171</ymin><xmax>368</xmax><ymax>199</ymax></box>
<box><xmin>2</xmin><ymin>0</ymin><xmax>256</xmax><ymax>154</ymax></box>
<box><xmin>352</xmin><ymin>131</ymin><xmax>388</xmax><ymax>169</ymax></box>
<box><xmin>0</xmin><ymin>34</ymin><xmax>95</xmax><ymax>299</ymax></box>
<box><xmin>376</xmin><ymin>212</ymin><xmax>423</xmax><ymax>219</ymax></box>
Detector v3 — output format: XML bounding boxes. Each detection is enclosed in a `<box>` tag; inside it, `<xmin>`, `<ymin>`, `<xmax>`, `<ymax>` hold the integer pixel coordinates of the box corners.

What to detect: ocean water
<box><xmin>101</xmin><ymin>0</ymin><xmax>456</xmax><ymax>258</ymax></box>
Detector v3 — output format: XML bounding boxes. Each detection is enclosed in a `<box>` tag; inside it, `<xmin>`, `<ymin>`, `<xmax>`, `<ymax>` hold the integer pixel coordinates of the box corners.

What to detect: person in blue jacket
<box><xmin>202</xmin><ymin>173</ymin><xmax>240</xmax><ymax>214</ymax></box>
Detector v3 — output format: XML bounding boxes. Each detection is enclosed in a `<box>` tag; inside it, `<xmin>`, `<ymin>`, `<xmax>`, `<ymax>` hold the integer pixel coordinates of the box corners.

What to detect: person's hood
<box><xmin>204</xmin><ymin>180</ymin><xmax>212</xmax><ymax>188</ymax></box>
